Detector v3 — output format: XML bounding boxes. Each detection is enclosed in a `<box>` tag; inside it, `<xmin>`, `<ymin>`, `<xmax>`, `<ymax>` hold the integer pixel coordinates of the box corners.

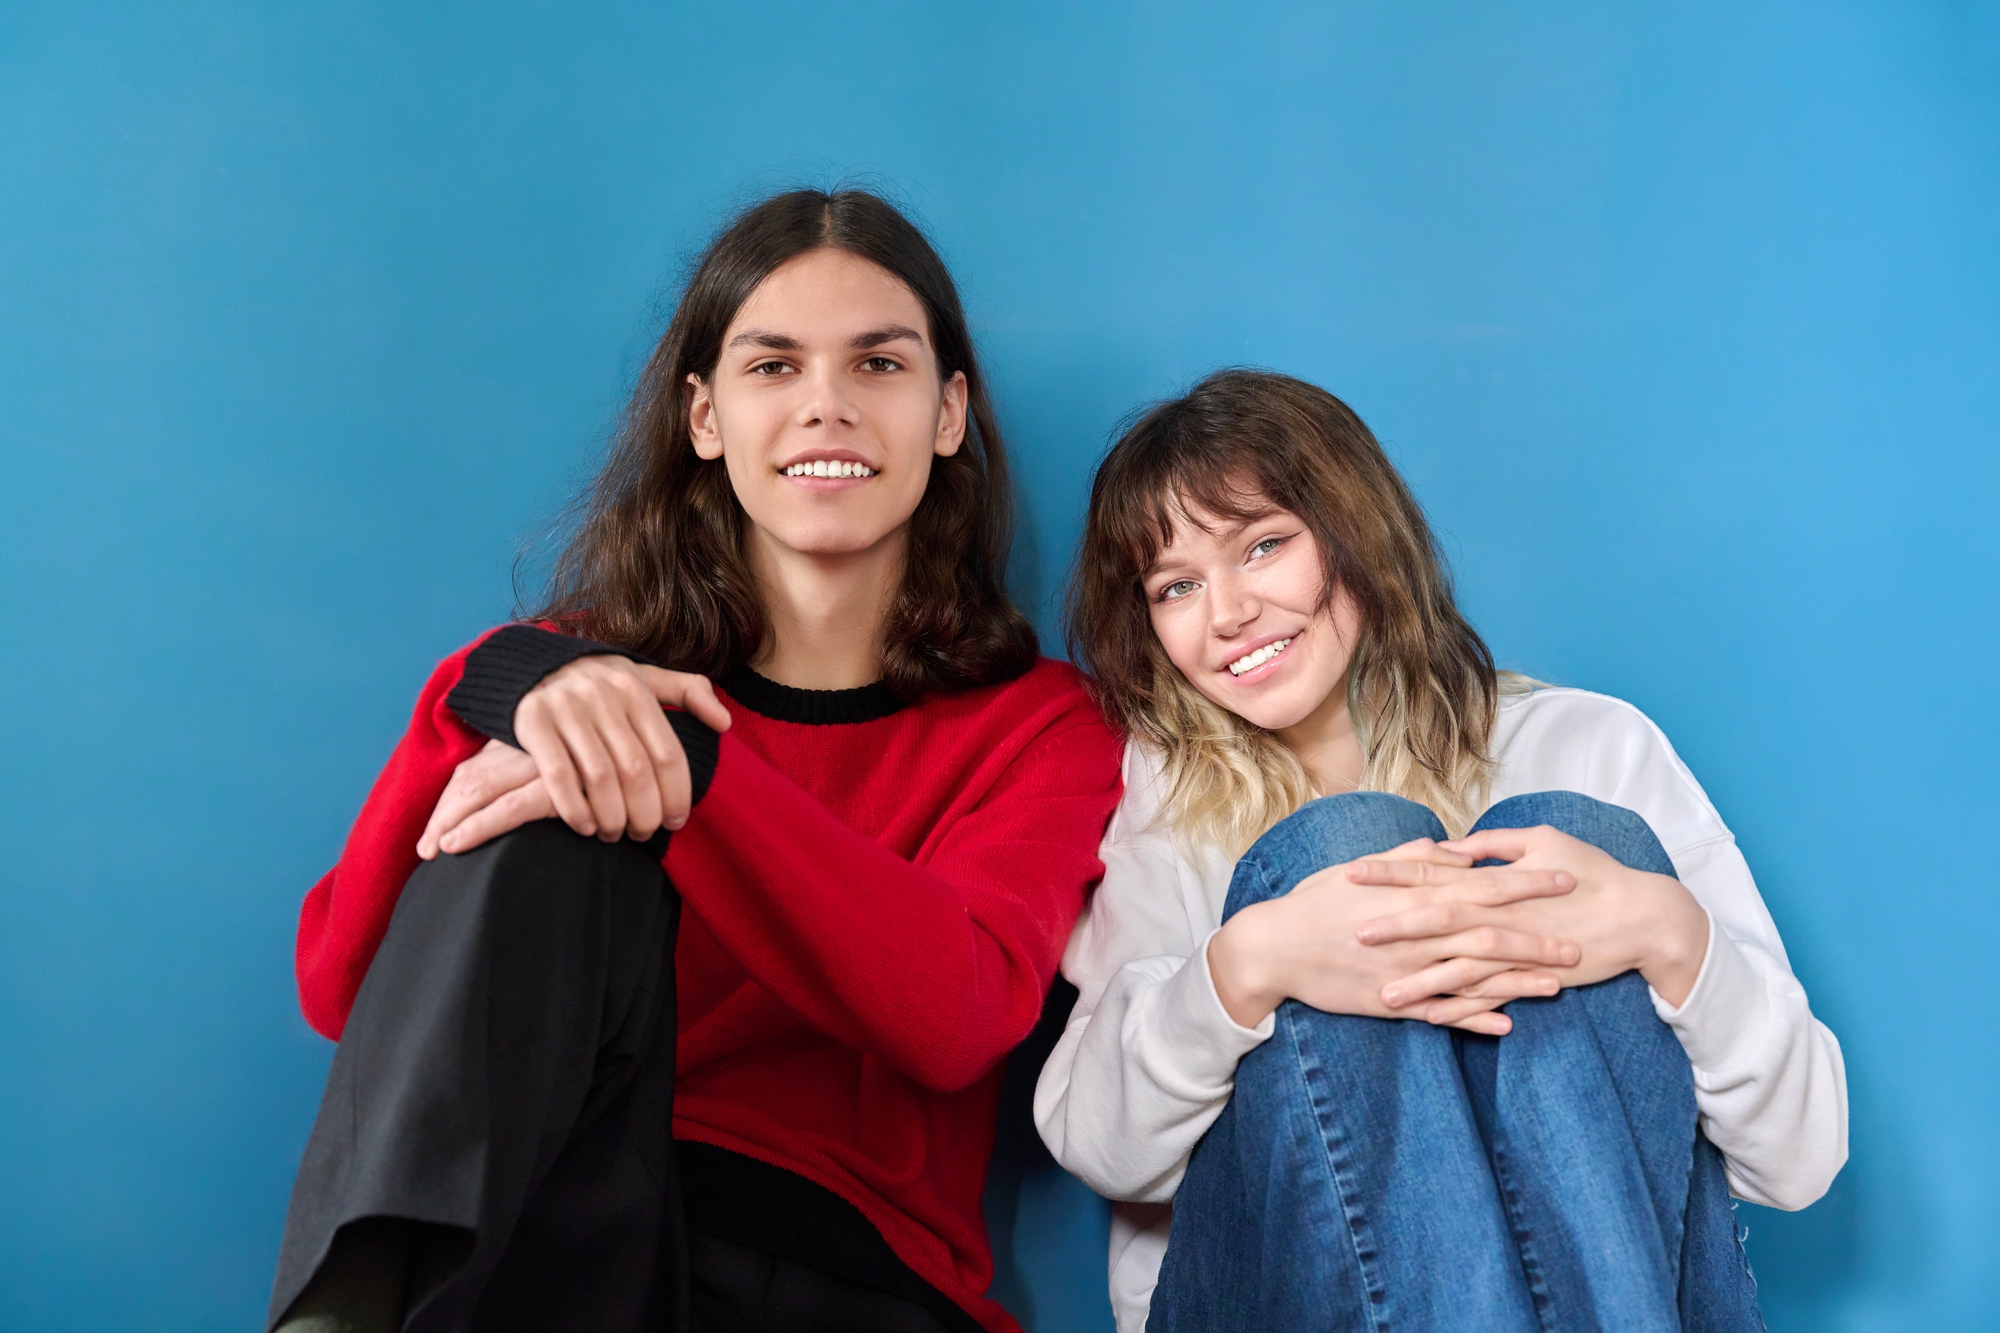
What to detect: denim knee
<box><xmin>1474</xmin><ymin>791</ymin><xmax>1674</xmax><ymax>877</ymax></box>
<box><xmin>1223</xmin><ymin>792</ymin><xmax>1448</xmax><ymax>920</ymax></box>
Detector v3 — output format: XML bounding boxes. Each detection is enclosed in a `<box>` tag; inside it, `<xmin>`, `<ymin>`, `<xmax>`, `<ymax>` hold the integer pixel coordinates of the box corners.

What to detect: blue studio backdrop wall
<box><xmin>2</xmin><ymin>3</ymin><xmax>1996</xmax><ymax>1329</ymax></box>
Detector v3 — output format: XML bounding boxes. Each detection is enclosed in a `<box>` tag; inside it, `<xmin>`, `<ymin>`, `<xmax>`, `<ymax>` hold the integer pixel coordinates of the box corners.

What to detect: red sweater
<box><xmin>294</xmin><ymin>630</ymin><xmax>1123</xmax><ymax>1332</ymax></box>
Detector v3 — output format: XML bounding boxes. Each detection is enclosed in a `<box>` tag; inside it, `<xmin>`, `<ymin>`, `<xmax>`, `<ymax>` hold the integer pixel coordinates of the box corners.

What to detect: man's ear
<box><xmin>933</xmin><ymin>370</ymin><xmax>968</xmax><ymax>458</ymax></box>
<box><xmin>688</xmin><ymin>373</ymin><xmax>723</xmax><ymax>460</ymax></box>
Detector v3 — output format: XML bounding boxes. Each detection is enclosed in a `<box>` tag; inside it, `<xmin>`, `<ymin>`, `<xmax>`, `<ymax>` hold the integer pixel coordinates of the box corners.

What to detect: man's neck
<box><xmin>746</xmin><ymin>528</ymin><xmax>903</xmax><ymax>691</ymax></box>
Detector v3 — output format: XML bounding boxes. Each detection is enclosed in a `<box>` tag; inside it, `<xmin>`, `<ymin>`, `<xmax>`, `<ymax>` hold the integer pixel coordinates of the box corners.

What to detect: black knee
<box><xmin>413</xmin><ymin>821</ymin><xmax>667</xmax><ymax>923</ymax></box>
<box><xmin>380</xmin><ymin>822</ymin><xmax>676</xmax><ymax>1012</ymax></box>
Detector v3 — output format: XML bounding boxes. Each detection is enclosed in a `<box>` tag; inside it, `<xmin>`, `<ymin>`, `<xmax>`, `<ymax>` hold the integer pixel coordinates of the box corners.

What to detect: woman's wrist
<box><xmin>1208</xmin><ymin>907</ymin><xmax>1286</xmax><ymax>1030</ymax></box>
<box><xmin>1636</xmin><ymin>872</ymin><xmax>1710</xmax><ymax>1009</ymax></box>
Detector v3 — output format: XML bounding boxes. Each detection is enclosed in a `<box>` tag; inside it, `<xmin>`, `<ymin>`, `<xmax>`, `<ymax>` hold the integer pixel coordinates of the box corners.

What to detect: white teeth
<box><xmin>1227</xmin><ymin>638</ymin><xmax>1292</xmax><ymax>676</ymax></box>
<box><xmin>782</xmin><ymin>460</ymin><xmax>876</xmax><ymax>478</ymax></box>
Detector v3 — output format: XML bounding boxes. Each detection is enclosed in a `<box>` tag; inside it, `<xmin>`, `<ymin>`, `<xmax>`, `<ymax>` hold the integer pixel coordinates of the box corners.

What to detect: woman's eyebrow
<box><xmin>849</xmin><ymin>324</ymin><xmax>925</xmax><ymax>350</ymax></box>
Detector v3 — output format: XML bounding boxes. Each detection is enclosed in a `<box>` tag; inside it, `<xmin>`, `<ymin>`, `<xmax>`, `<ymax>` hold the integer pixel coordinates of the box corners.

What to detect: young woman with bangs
<box><xmin>269</xmin><ymin>190</ymin><xmax>1121</xmax><ymax>1333</ymax></box>
<box><xmin>1035</xmin><ymin>370</ymin><xmax>1847</xmax><ymax>1332</ymax></box>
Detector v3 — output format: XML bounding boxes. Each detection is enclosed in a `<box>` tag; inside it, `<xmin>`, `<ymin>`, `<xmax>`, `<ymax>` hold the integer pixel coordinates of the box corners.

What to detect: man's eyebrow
<box><xmin>726</xmin><ymin>329</ymin><xmax>804</xmax><ymax>351</ymax></box>
<box><xmin>849</xmin><ymin>324</ymin><xmax>925</xmax><ymax>350</ymax></box>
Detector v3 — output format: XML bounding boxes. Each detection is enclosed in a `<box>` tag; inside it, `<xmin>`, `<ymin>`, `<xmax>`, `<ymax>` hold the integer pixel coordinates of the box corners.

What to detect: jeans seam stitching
<box><xmin>1295</xmin><ymin>1023</ymin><xmax>1392</xmax><ymax>1331</ymax></box>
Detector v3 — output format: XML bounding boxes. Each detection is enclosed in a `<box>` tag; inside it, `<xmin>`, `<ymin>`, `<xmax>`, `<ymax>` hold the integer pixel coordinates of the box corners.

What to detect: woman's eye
<box><xmin>1249</xmin><ymin>536</ymin><xmax>1286</xmax><ymax>560</ymax></box>
<box><xmin>1156</xmin><ymin>580</ymin><xmax>1198</xmax><ymax>602</ymax></box>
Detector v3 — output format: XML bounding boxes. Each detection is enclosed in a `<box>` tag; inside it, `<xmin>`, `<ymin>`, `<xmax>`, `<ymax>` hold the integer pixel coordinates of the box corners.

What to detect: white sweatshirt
<box><xmin>1033</xmin><ymin>687</ymin><xmax>1848</xmax><ymax>1333</ymax></box>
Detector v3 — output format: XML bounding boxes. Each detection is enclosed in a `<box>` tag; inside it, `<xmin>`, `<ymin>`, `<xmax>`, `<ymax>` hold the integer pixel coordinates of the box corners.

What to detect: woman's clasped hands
<box><xmin>1207</xmin><ymin>825</ymin><xmax>1711</xmax><ymax>1037</ymax></box>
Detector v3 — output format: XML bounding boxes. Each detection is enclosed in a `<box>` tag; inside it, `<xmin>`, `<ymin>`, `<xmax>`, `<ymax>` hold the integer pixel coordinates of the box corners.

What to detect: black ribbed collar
<box><xmin>718</xmin><ymin>663</ymin><xmax>906</xmax><ymax>725</ymax></box>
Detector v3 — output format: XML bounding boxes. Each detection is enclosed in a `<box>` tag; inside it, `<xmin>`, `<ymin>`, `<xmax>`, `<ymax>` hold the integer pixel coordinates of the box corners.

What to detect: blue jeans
<box><xmin>1147</xmin><ymin>792</ymin><xmax>1763</xmax><ymax>1333</ymax></box>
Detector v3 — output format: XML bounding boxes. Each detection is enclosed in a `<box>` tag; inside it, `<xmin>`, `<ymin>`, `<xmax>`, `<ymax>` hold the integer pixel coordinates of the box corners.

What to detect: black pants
<box><xmin>270</xmin><ymin>822</ymin><xmax>955</xmax><ymax>1333</ymax></box>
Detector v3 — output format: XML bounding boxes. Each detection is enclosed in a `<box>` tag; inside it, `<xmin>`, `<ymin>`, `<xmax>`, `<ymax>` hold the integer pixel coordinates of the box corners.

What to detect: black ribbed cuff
<box><xmin>447</xmin><ymin>624</ymin><xmax>721</xmax><ymax>808</ymax></box>
<box><xmin>447</xmin><ymin>625</ymin><xmax>624</xmax><ymax>746</ymax></box>
<box><xmin>666</xmin><ymin>709</ymin><xmax>721</xmax><ymax>807</ymax></box>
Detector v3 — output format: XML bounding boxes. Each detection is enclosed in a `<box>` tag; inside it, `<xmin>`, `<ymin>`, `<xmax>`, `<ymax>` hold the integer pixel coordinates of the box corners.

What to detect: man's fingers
<box><xmin>420</xmin><ymin>742</ymin><xmax>538</xmax><ymax>858</ymax></box>
<box><xmin>437</xmin><ymin>782</ymin><xmax>557</xmax><ymax>856</ymax></box>
<box><xmin>589</xmin><ymin>695</ymin><xmax>664</xmax><ymax>841</ymax></box>
<box><xmin>515</xmin><ymin>705</ymin><xmax>595</xmax><ymax>836</ymax></box>
<box><xmin>656</xmin><ymin>745</ymin><xmax>692</xmax><ymax>832</ymax></box>
<box><xmin>619</xmin><ymin>692</ymin><xmax>689</xmax><ymax>833</ymax></box>
<box><xmin>639</xmin><ymin>666</ymin><xmax>732</xmax><ymax>733</ymax></box>
<box><xmin>550</xmin><ymin>703</ymin><xmax>630</xmax><ymax>839</ymax></box>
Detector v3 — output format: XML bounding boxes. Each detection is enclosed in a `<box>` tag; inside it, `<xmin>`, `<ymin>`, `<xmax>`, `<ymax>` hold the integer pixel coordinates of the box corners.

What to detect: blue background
<box><xmin>3</xmin><ymin>3</ymin><xmax>1996</xmax><ymax>1328</ymax></box>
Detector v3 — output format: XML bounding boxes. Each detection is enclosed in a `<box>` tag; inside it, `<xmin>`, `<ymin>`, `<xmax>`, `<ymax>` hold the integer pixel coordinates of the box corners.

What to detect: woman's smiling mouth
<box><xmin>1226</xmin><ymin>636</ymin><xmax>1294</xmax><ymax>677</ymax></box>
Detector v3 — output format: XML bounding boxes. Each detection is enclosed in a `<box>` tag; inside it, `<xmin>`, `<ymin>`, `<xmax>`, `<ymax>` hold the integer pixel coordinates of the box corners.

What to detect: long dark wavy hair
<box><xmin>527</xmin><ymin>189</ymin><xmax>1038</xmax><ymax>697</ymax></box>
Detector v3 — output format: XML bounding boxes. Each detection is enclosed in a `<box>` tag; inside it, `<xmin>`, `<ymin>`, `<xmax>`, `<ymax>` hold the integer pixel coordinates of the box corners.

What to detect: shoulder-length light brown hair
<box><xmin>1069</xmin><ymin>369</ymin><xmax>1505</xmax><ymax>851</ymax></box>
<box><xmin>527</xmin><ymin>188</ymin><xmax>1037</xmax><ymax>696</ymax></box>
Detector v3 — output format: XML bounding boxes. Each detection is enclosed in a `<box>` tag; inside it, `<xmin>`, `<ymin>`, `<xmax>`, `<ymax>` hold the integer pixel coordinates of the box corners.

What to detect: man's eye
<box><xmin>751</xmin><ymin>361</ymin><xmax>792</xmax><ymax>376</ymax></box>
<box><xmin>863</xmin><ymin>356</ymin><xmax>900</xmax><ymax>373</ymax></box>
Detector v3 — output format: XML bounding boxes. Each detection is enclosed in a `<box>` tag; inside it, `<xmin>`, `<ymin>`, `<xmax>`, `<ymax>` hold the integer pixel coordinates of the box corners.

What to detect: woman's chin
<box><xmin>1200</xmin><ymin>684</ymin><xmax>1320</xmax><ymax>734</ymax></box>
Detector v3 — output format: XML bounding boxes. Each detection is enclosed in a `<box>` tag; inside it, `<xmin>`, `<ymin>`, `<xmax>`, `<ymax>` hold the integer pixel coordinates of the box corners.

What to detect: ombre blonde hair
<box><xmin>1069</xmin><ymin>370</ymin><xmax>1516</xmax><ymax>853</ymax></box>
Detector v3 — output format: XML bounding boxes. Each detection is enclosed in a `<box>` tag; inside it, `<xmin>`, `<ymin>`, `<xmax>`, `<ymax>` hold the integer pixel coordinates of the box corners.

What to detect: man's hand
<box><xmin>511</xmin><ymin>657</ymin><xmax>730</xmax><ymax>843</ymax></box>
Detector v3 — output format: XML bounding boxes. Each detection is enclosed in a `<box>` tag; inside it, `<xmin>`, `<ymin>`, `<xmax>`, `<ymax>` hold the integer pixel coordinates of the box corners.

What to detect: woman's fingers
<box><xmin>1368</xmin><ymin>837</ymin><xmax>1474</xmax><ymax>868</ymax></box>
<box><xmin>1426</xmin><ymin>994</ymin><xmax>1518</xmax><ymax>1030</ymax></box>
<box><xmin>1459</xmin><ymin>968</ymin><xmax>1567</xmax><ymax>1002</ymax></box>
<box><xmin>1432</xmin><ymin>924</ymin><xmax>1578</xmax><ymax>969</ymax></box>
<box><xmin>419</xmin><ymin>741</ymin><xmax>540</xmax><ymax>859</ymax></box>
<box><xmin>436</xmin><ymin>779</ymin><xmax>558</xmax><ymax>856</ymax></box>
<box><xmin>1347</xmin><ymin>857</ymin><xmax>1470</xmax><ymax>887</ymax></box>
<box><xmin>1443</xmin><ymin>1009</ymin><xmax>1514</xmax><ymax>1036</ymax></box>
<box><xmin>1381</xmin><ymin>954</ymin><xmax>1564</xmax><ymax>1009</ymax></box>
<box><xmin>1345</xmin><ymin>858</ymin><xmax>1573</xmax><ymax>898</ymax></box>
<box><xmin>1464</xmin><ymin>871</ymin><xmax>1577</xmax><ymax>908</ymax></box>
<box><xmin>1354</xmin><ymin>882</ymin><xmax>1574</xmax><ymax>943</ymax></box>
<box><xmin>1437</xmin><ymin>827</ymin><xmax>1547</xmax><ymax>864</ymax></box>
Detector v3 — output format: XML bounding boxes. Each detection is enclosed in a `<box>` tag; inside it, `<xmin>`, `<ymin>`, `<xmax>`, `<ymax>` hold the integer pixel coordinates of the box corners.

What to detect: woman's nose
<box><xmin>1209</xmin><ymin>578</ymin><xmax>1258</xmax><ymax>637</ymax></box>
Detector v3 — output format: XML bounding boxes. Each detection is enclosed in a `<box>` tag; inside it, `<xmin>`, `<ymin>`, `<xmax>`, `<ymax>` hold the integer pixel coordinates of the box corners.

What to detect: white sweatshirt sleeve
<box><xmin>1033</xmin><ymin>746</ymin><xmax>1269</xmax><ymax>1202</ymax></box>
<box><xmin>1646</xmin><ymin>836</ymin><xmax>1848</xmax><ymax>1208</ymax></box>
<box><xmin>1494</xmin><ymin>689</ymin><xmax>1850</xmax><ymax>1211</ymax></box>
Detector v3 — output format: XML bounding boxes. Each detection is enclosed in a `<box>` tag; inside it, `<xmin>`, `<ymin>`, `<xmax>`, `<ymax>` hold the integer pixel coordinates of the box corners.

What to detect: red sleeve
<box><xmin>668</xmin><ymin>690</ymin><xmax>1123</xmax><ymax>1092</ymax></box>
<box><xmin>294</xmin><ymin>636</ymin><xmax>491</xmax><ymax>1039</ymax></box>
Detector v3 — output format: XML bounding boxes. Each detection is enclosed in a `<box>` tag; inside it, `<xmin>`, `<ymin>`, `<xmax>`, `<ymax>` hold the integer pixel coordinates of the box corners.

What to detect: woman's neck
<box><xmin>746</xmin><ymin>526</ymin><xmax>904</xmax><ymax>690</ymax></box>
<box><xmin>1275</xmin><ymin>679</ymin><xmax>1366</xmax><ymax>798</ymax></box>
